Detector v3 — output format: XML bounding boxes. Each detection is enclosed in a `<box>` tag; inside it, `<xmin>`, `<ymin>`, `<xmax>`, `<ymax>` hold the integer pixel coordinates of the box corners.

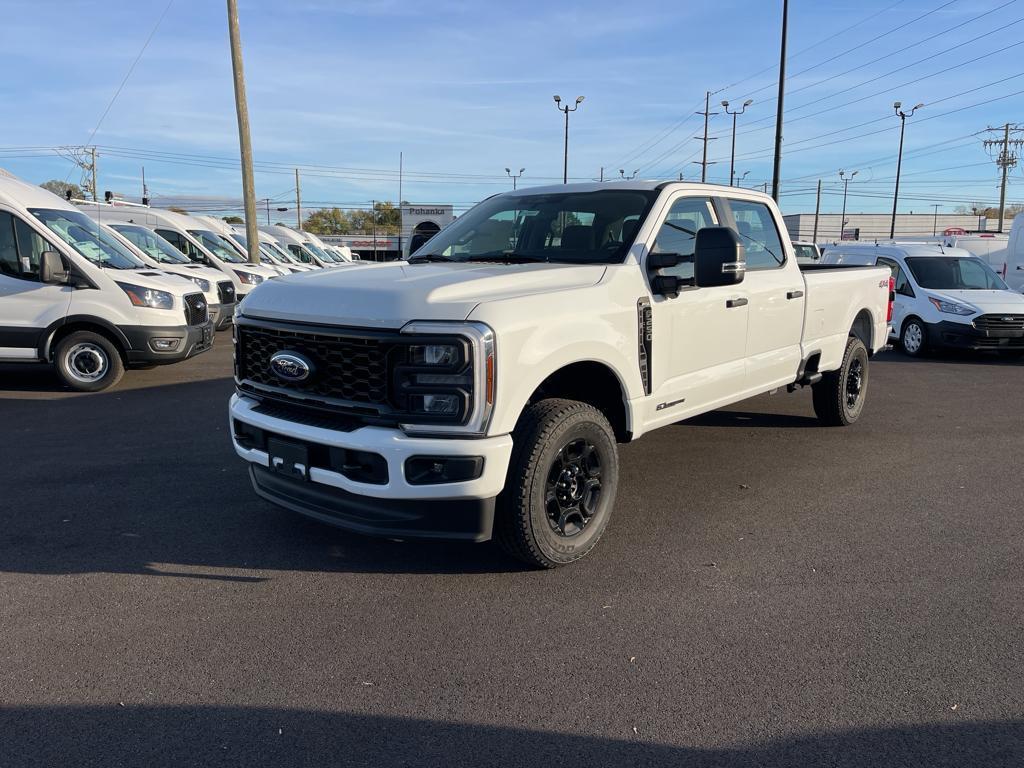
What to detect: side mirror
<box><xmin>694</xmin><ymin>226</ymin><xmax>745</xmax><ymax>287</ymax></box>
<box><xmin>39</xmin><ymin>250</ymin><xmax>68</xmax><ymax>284</ymax></box>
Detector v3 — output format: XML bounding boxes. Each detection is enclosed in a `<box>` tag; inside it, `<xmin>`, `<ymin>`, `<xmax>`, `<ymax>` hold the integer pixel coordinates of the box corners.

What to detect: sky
<box><xmin>1</xmin><ymin>0</ymin><xmax>1022</xmax><ymax>218</ymax></box>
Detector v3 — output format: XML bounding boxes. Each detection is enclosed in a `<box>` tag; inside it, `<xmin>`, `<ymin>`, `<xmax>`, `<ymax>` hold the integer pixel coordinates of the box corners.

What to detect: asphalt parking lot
<box><xmin>1</xmin><ymin>332</ymin><xmax>1022</xmax><ymax>767</ymax></box>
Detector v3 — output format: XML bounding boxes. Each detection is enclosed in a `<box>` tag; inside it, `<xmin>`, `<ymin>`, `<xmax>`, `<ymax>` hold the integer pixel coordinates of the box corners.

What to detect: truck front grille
<box><xmin>973</xmin><ymin>314</ymin><xmax>1024</xmax><ymax>332</ymax></box>
<box><xmin>183</xmin><ymin>293</ymin><xmax>209</xmax><ymax>326</ymax></box>
<box><xmin>217</xmin><ymin>281</ymin><xmax>236</xmax><ymax>304</ymax></box>
<box><xmin>236</xmin><ymin>323</ymin><xmax>391</xmax><ymax>407</ymax></box>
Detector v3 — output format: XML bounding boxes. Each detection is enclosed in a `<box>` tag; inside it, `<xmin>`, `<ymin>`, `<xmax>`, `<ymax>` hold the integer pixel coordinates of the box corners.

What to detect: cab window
<box><xmin>728</xmin><ymin>200</ymin><xmax>785</xmax><ymax>270</ymax></box>
<box><xmin>0</xmin><ymin>211</ymin><xmax>56</xmax><ymax>280</ymax></box>
<box><xmin>650</xmin><ymin>197</ymin><xmax>717</xmax><ymax>281</ymax></box>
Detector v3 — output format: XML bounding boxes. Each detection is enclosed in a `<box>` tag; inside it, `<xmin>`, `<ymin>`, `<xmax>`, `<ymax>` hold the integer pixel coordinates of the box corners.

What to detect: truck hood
<box><xmin>928</xmin><ymin>289</ymin><xmax>1024</xmax><ymax>315</ymax></box>
<box><xmin>239</xmin><ymin>261</ymin><xmax>608</xmax><ymax>328</ymax></box>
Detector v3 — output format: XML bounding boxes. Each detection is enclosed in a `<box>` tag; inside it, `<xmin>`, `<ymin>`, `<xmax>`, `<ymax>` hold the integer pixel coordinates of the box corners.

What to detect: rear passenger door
<box><xmin>726</xmin><ymin>199</ymin><xmax>804</xmax><ymax>391</ymax></box>
<box><xmin>0</xmin><ymin>210</ymin><xmax>72</xmax><ymax>359</ymax></box>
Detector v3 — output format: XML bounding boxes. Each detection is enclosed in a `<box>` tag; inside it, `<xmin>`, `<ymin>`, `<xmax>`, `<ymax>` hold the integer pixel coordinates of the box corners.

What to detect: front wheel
<box><xmin>812</xmin><ymin>336</ymin><xmax>869</xmax><ymax>427</ymax></box>
<box><xmin>495</xmin><ymin>398</ymin><xmax>619</xmax><ymax>568</ymax></box>
<box><xmin>53</xmin><ymin>331</ymin><xmax>125</xmax><ymax>392</ymax></box>
<box><xmin>900</xmin><ymin>317</ymin><xmax>928</xmax><ymax>357</ymax></box>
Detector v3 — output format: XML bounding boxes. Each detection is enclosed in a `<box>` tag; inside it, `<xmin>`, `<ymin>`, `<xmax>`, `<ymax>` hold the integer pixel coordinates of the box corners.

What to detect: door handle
<box><xmin>726</xmin><ymin>298</ymin><xmax>748</xmax><ymax>308</ymax></box>
<box><xmin>787</xmin><ymin>290</ymin><xmax>804</xmax><ymax>299</ymax></box>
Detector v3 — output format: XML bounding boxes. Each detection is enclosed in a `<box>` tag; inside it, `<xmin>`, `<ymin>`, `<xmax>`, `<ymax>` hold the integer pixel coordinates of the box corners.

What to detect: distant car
<box><xmin>822</xmin><ymin>242</ymin><xmax>1024</xmax><ymax>357</ymax></box>
<box><xmin>792</xmin><ymin>241</ymin><xmax>821</xmax><ymax>263</ymax></box>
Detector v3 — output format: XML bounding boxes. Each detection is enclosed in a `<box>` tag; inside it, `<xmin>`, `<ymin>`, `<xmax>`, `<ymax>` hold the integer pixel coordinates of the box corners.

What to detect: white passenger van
<box><xmin>0</xmin><ymin>170</ymin><xmax>213</xmax><ymax>391</ymax></box>
<box><xmin>260</xmin><ymin>225</ymin><xmax>339</xmax><ymax>268</ymax></box>
<box><xmin>821</xmin><ymin>241</ymin><xmax>1024</xmax><ymax>357</ymax></box>
<box><xmin>304</xmin><ymin>231</ymin><xmax>351</xmax><ymax>263</ymax></box>
<box><xmin>192</xmin><ymin>216</ymin><xmax>300</xmax><ymax>275</ymax></box>
<box><xmin>91</xmin><ymin>206</ymin><xmax>279</xmax><ymax>300</ymax></box>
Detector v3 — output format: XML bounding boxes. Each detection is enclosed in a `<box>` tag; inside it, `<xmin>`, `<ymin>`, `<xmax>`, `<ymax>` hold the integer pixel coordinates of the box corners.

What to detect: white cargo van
<box><xmin>821</xmin><ymin>241</ymin><xmax>1024</xmax><ymax>357</ymax></box>
<box><xmin>0</xmin><ymin>170</ymin><xmax>213</xmax><ymax>391</ymax></box>
<box><xmin>260</xmin><ymin>225</ymin><xmax>339</xmax><ymax>268</ymax></box>
<box><xmin>943</xmin><ymin>233</ymin><xmax>1011</xmax><ymax>285</ymax></box>
<box><xmin>193</xmin><ymin>216</ymin><xmax>300</xmax><ymax>275</ymax></box>
<box><xmin>91</xmin><ymin>206</ymin><xmax>279</xmax><ymax>299</ymax></box>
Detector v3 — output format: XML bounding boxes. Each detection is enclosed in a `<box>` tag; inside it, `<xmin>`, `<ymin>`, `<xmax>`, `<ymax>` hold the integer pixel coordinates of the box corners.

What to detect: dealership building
<box><xmin>320</xmin><ymin>204</ymin><xmax>455</xmax><ymax>260</ymax></box>
<box><xmin>783</xmin><ymin>212</ymin><xmax>1000</xmax><ymax>243</ymax></box>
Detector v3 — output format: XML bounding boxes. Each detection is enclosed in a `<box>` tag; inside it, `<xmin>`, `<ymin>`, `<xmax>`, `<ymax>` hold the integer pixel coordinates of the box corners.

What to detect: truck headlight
<box><xmin>928</xmin><ymin>297</ymin><xmax>975</xmax><ymax>315</ymax></box>
<box><xmin>117</xmin><ymin>282</ymin><xmax>174</xmax><ymax>310</ymax></box>
<box><xmin>395</xmin><ymin>322</ymin><xmax>495</xmax><ymax>436</ymax></box>
<box><xmin>189</xmin><ymin>276</ymin><xmax>211</xmax><ymax>292</ymax></box>
<box><xmin>234</xmin><ymin>270</ymin><xmax>264</xmax><ymax>285</ymax></box>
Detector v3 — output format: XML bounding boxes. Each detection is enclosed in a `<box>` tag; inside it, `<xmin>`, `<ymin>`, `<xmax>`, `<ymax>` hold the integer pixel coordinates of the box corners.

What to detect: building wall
<box><xmin>783</xmin><ymin>213</ymin><xmax>999</xmax><ymax>243</ymax></box>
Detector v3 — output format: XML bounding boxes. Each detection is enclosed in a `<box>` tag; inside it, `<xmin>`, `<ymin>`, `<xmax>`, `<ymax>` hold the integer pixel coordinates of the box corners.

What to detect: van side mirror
<box><xmin>694</xmin><ymin>226</ymin><xmax>745</xmax><ymax>287</ymax></box>
<box><xmin>39</xmin><ymin>251</ymin><xmax>68</xmax><ymax>284</ymax></box>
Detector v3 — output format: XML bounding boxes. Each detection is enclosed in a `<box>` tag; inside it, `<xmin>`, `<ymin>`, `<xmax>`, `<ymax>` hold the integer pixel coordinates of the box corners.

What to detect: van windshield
<box><xmin>905</xmin><ymin>256</ymin><xmax>1007</xmax><ymax>291</ymax></box>
<box><xmin>187</xmin><ymin>229</ymin><xmax>246</xmax><ymax>263</ymax></box>
<box><xmin>110</xmin><ymin>224</ymin><xmax>190</xmax><ymax>265</ymax></box>
<box><xmin>29</xmin><ymin>208</ymin><xmax>145</xmax><ymax>270</ymax></box>
<box><xmin>303</xmin><ymin>241</ymin><xmax>335</xmax><ymax>261</ymax></box>
<box><xmin>408</xmin><ymin>189</ymin><xmax>658</xmax><ymax>264</ymax></box>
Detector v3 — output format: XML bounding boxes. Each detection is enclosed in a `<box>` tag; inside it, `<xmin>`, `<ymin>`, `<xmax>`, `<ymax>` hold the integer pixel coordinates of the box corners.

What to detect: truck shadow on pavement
<box><xmin>872</xmin><ymin>348</ymin><xmax>1023</xmax><ymax>367</ymax></box>
<box><xmin>1</xmin><ymin>705</ymin><xmax>1020</xmax><ymax>768</ymax></box>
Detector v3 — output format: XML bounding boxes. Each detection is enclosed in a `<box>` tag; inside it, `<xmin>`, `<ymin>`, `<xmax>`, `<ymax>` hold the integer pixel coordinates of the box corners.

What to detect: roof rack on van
<box><xmin>69</xmin><ymin>197</ymin><xmax>150</xmax><ymax>209</ymax></box>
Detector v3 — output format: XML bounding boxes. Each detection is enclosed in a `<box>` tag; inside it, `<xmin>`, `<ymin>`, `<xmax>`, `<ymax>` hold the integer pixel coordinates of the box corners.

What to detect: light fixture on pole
<box><xmin>553</xmin><ymin>95</ymin><xmax>584</xmax><ymax>184</ymax></box>
<box><xmin>738</xmin><ymin>170</ymin><xmax>750</xmax><ymax>185</ymax></box>
<box><xmin>839</xmin><ymin>169</ymin><xmax>858</xmax><ymax>240</ymax></box>
<box><xmin>722</xmin><ymin>98</ymin><xmax>753</xmax><ymax>186</ymax></box>
<box><xmin>890</xmin><ymin>100</ymin><xmax>924</xmax><ymax>239</ymax></box>
<box><xmin>618</xmin><ymin>168</ymin><xmax>638</xmax><ymax>180</ymax></box>
<box><xmin>505</xmin><ymin>167</ymin><xmax>525</xmax><ymax>190</ymax></box>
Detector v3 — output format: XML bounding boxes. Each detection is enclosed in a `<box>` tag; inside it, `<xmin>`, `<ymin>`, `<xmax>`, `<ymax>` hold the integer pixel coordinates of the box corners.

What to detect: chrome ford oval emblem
<box><xmin>269</xmin><ymin>351</ymin><xmax>313</xmax><ymax>382</ymax></box>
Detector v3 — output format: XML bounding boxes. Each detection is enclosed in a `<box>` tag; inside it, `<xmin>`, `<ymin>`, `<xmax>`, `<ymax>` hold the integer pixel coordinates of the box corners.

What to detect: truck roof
<box><xmin>502</xmin><ymin>180</ymin><xmax>773</xmax><ymax>198</ymax></box>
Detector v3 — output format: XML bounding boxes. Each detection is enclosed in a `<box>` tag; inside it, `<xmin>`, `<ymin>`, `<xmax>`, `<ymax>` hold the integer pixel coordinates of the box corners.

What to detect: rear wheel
<box><xmin>900</xmin><ymin>317</ymin><xmax>928</xmax><ymax>357</ymax></box>
<box><xmin>495</xmin><ymin>398</ymin><xmax>619</xmax><ymax>568</ymax></box>
<box><xmin>812</xmin><ymin>336</ymin><xmax>869</xmax><ymax>427</ymax></box>
<box><xmin>53</xmin><ymin>331</ymin><xmax>124</xmax><ymax>392</ymax></box>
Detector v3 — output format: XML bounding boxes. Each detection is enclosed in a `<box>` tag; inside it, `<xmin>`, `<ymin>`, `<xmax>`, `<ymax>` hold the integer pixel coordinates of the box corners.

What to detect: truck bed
<box><xmin>801</xmin><ymin>264</ymin><xmax>890</xmax><ymax>372</ymax></box>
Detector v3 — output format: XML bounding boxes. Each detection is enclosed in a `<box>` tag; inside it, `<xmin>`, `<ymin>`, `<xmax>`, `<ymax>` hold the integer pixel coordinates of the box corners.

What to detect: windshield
<box><xmin>187</xmin><ymin>229</ymin><xmax>246</xmax><ymax>263</ymax></box>
<box><xmin>265</xmin><ymin>241</ymin><xmax>298</xmax><ymax>263</ymax></box>
<box><xmin>29</xmin><ymin>208</ymin><xmax>145</xmax><ymax>270</ymax></box>
<box><xmin>303</xmin><ymin>240</ymin><xmax>335</xmax><ymax>261</ymax></box>
<box><xmin>409</xmin><ymin>189</ymin><xmax>658</xmax><ymax>264</ymax></box>
<box><xmin>905</xmin><ymin>256</ymin><xmax>1007</xmax><ymax>291</ymax></box>
<box><xmin>110</xmin><ymin>224</ymin><xmax>190</xmax><ymax>265</ymax></box>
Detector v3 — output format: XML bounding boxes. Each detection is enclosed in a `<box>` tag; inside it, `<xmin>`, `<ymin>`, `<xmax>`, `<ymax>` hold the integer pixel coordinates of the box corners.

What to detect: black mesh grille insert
<box><xmin>183</xmin><ymin>293</ymin><xmax>208</xmax><ymax>326</ymax></box>
<box><xmin>237</xmin><ymin>324</ymin><xmax>391</xmax><ymax>406</ymax></box>
<box><xmin>217</xmin><ymin>281</ymin><xmax>236</xmax><ymax>304</ymax></box>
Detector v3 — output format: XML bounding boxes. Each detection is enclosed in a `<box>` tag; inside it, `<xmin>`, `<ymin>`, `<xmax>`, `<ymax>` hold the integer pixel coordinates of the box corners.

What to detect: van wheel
<box><xmin>495</xmin><ymin>398</ymin><xmax>619</xmax><ymax>568</ymax></box>
<box><xmin>812</xmin><ymin>336</ymin><xmax>869</xmax><ymax>427</ymax></box>
<box><xmin>900</xmin><ymin>317</ymin><xmax>928</xmax><ymax>357</ymax></box>
<box><xmin>54</xmin><ymin>331</ymin><xmax>125</xmax><ymax>392</ymax></box>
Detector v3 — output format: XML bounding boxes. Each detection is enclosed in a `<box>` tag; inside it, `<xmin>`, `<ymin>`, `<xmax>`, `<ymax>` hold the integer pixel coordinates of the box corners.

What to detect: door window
<box><xmin>650</xmin><ymin>197</ymin><xmax>717</xmax><ymax>281</ymax></box>
<box><xmin>0</xmin><ymin>211</ymin><xmax>56</xmax><ymax>280</ymax></box>
<box><xmin>877</xmin><ymin>257</ymin><xmax>914</xmax><ymax>297</ymax></box>
<box><xmin>728</xmin><ymin>200</ymin><xmax>786</xmax><ymax>270</ymax></box>
<box><xmin>156</xmin><ymin>228</ymin><xmax>205</xmax><ymax>262</ymax></box>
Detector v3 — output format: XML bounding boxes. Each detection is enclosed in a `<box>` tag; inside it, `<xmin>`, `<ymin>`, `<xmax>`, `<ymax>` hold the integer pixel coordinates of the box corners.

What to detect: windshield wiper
<box><xmin>407</xmin><ymin>254</ymin><xmax>457</xmax><ymax>264</ymax></box>
<box><xmin>467</xmin><ymin>251</ymin><xmax>547</xmax><ymax>264</ymax></box>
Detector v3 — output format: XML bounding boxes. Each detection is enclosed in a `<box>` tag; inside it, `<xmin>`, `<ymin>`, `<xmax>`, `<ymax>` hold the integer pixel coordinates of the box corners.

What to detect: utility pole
<box><xmin>371</xmin><ymin>199</ymin><xmax>377</xmax><ymax>261</ymax></box>
<box><xmin>890</xmin><ymin>101</ymin><xmax>924</xmax><ymax>239</ymax></box>
<box><xmin>398</xmin><ymin>152</ymin><xmax>403</xmax><ymax>258</ymax></box>
<box><xmin>226</xmin><ymin>0</ymin><xmax>260</xmax><ymax>264</ymax></box>
<box><xmin>722</xmin><ymin>99</ymin><xmax>752</xmax><ymax>186</ymax></box>
<box><xmin>931</xmin><ymin>204</ymin><xmax>941</xmax><ymax>236</ymax></box>
<box><xmin>553</xmin><ymin>95</ymin><xmax>584</xmax><ymax>184</ymax></box>
<box><xmin>983</xmin><ymin>123</ymin><xmax>1023</xmax><ymax>233</ymax></box>
<box><xmin>839</xmin><ymin>169</ymin><xmax>857</xmax><ymax>239</ymax></box>
<box><xmin>812</xmin><ymin>179</ymin><xmax>821</xmax><ymax>242</ymax></box>
<box><xmin>696</xmin><ymin>91</ymin><xmax>718</xmax><ymax>183</ymax></box>
<box><xmin>771</xmin><ymin>0</ymin><xmax>788</xmax><ymax>202</ymax></box>
<box><xmin>294</xmin><ymin>168</ymin><xmax>302</xmax><ymax>231</ymax></box>
<box><xmin>141</xmin><ymin>166</ymin><xmax>149</xmax><ymax>205</ymax></box>
<box><xmin>265</xmin><ymin>198</ymin><xmax>270</xmax><ymax>225</ymax></box>
<box><xmin>91</xmin><ymin>146</ymin><xmax>98</xmax><ymax>201</ymax></box>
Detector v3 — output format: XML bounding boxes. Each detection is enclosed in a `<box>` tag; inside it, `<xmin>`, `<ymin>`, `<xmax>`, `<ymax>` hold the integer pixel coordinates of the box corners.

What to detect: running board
<box><xmin>787</xmin><ymin>371</ymin><xmax>822</xmax><ymax>392</ymax></box>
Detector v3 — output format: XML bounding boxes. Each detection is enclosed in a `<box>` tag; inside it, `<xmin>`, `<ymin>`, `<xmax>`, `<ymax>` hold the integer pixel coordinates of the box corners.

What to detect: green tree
<box><xmin>40</xmin><ymin>180</ymin><xmax>83</xmax><ymax>200</ymax></box>
<box><xmin>346</xmin><ymin>201</ymin><xmax>401</xmax><ymax>234</ymax></box>
<box><xmin>222</xmin><ymin>215</ymin><xmax>244</xmax><ymax>225</ymax></box>
<box><xmin>303</xmin><ymin>208</ymin><xmax>351</xmax><ymax>235</ymax></box>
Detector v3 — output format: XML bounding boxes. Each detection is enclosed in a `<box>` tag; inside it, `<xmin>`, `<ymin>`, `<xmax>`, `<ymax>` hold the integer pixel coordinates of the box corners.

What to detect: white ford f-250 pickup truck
<box><xmin>229</xmin><ymin>182</ymin><xmax>893</xmax><ymax>567</ymax></box>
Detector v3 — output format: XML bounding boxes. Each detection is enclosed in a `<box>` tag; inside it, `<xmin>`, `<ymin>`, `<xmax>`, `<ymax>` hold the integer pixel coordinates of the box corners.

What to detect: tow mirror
<box><xmin>695</xmin><ymin>226</ymin><xmax>745</xmax><ymax>287</ymax></box>
<box><xmin>39</xmin><ymin>251</ymin><xmax>68</xmax><ymax>284</ymax></box>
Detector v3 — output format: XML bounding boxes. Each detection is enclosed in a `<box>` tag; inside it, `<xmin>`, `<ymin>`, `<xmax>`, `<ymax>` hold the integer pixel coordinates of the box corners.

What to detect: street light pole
<box><xmin>890</xmin><ymin>101</ymin><xmax>924</xmax><ymax>239</ymax></box>
<box><xmin>771</xmin><ymin>0</ymin><xmax>788</xmax><ymax>202</ymax></box>
<box><xmin>505</xmin><ymin>167</ymin><xmax>525</xmax><ymax>189</ymax></box>
<box><xmin>932</xmin><ymin>204</ymin><xmax>941</xmax><ymax>236</ymax></box>
<box><xmin>722</xmin><ymin>99</ymin><xmax>752</xmax><ymax>186</ymax></box>
<box><xmin>839</xmin><ymin>169</ymin><xmax>857</xmax><ymax>240</ymax></box>
<box><xmin>553</xmin><ymin>95</ymin><xmax>584</xmax><ymax>184</ymax></box>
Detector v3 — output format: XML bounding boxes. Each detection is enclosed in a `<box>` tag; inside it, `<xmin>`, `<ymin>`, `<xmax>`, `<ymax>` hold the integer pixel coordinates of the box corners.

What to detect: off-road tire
<box><xmin>812</xmin><ymin>336</ymin><xmax>869</xmax><ymax>427</ymax></box>
<box><xmin>495</xmin><ymin>398</ymin><xmax>619</xmax><ymax>568</ymax></box>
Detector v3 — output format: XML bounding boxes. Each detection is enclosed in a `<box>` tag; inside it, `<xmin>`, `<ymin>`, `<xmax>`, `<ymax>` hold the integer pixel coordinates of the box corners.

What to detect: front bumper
<box><xmin>931</xmin><ymin>319</ymin><xmax>1024</xmax><ymax>351</ymax></box>
<box><xmin>123</xmin><ymin>321</ymin><xmax>215</xmax><ymax>364</ymax></box>
<box><xmin>210</xmin><ymin>302</ymin><xmax>235</xmax><ymax>331</ymax></box>
<box><xmin>229</xmin><ymin>393</ymin><xmax>514</xmax><ymax>540</ymax></box>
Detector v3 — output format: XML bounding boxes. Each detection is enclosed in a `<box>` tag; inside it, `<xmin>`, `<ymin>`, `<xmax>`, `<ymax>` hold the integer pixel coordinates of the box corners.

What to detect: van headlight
<box><xmin>233</xmin><ymin>270</ymin><xmax>264</xmax><ymax>285</ymax></box>
<box><xmin>189</xmin><ymin>276</ymin><xmax>211</xmax><ymax>292</ymax></box>
<box><xmin>117</xmin><ymin>282</ymin><xmax>174</xmax><ymax>310</ymax></box>
<box><xmin>394</xmin><ymin>322</ymin><xmax>495</xmax><ymax>436</ymax></box>
<box><xmin>928</xmin><ymin>297</ymin><xmax>975</xmax><ymax>315</ymax></box>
